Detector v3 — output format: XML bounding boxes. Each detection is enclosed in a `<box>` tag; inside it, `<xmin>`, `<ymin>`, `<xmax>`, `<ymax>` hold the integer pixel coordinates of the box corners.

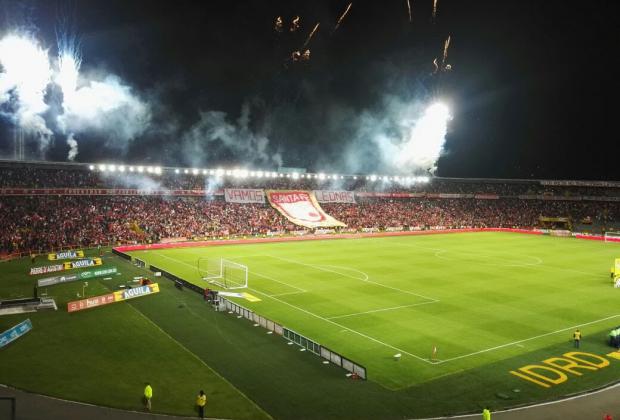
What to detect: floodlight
<box><xmin>129</xmin><ymin>166</ymin><xmax>135</xmax><ymax>172</ymax></box>
<box><xmin>174</xmin><ymin>168</ymin><xmax>180</xmax><ymax>174</ymax></box>
<box><xmin>137</xmin><ymin>166</ymin><xmax>144</xmax><ymax>173</ymax></box>
<box><xmin>89</xmin><ymin>165</ymin><xmax>95</xmax><ymax>170</ymax></box>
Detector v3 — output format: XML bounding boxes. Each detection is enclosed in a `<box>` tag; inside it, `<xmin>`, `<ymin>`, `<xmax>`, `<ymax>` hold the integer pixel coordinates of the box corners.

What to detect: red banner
<box><xmin>0</xmin><ymin>188</ymin><xmax>222</xmax><ymax>196</ymax></box>
<box><xmin>314</xmin><ymin>190</ymin><xmax>356</xmax><ymax>203</ymax></box>
<box><xmin>266</xmin><ymin>190</ymin><xmax>346</xmax><ymax>228</ymax></box>
<box><xmin>224</xmin><ymin>188</ymin><xmax>265</xmax><ymax>203</ymax></box>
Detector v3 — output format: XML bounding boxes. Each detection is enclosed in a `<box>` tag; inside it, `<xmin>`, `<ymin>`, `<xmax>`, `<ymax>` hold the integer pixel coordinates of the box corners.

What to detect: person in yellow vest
<box><xmin>196</xmin><ymin>390</ymin><xmax>207</xmax><ymax>418</ymax></box>
<box><xmin>482</xmin><ymin>406</ymin><xmax>491</xmax><ymax>420</ymax></box>
<box><xmin>573</xmin><ymin>329</ymin><xmax>582</xmax><ymax>348</ymax></box>
<box><xmin>144</xmin><ymin>383</ymin><xmax>153</xmax><ymax>411</ymax></box>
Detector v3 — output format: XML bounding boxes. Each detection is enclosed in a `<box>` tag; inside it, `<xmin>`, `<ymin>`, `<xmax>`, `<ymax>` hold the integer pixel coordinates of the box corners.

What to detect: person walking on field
<box><xmin>144</xmin><ymin>383</ymin><xmax>153</xmax><ymax>411</ymax></box>
<box><xmin>573</xmin><ymin>329</ymin><xmax>582</xmax><ymax>348</ymax></box>
<box><xmin>196</xmin><ymin>390</ymin><xmax>207</xmax><ymax>418</ymax></box>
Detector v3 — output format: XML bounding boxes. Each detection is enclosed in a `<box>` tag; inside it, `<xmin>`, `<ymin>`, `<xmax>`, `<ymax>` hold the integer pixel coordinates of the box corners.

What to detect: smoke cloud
<box><xmin>180</xmin><ymin>100</ymin><xmax>283</xmax><ymax>169</ymax></box>
<box><xmin>343</xmin><ymin>96</ymin><xmax>451</xmax><ymax>175</ymax></box>
<box><xmin>0</xmin><ymin>33</ymin><xmax>53</xmax><ymax>146</ymax></box>
<box><xmin>66</xmin><ymin>133</ymin><xmax>78</xmax><ymax>160</ymax></box>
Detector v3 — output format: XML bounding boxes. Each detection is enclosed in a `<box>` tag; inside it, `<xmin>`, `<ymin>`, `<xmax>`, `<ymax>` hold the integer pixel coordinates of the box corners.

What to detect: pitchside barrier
<box><xmin>115</xmin><ymin>249</ymin><xmax>368</xmax><ymax>379</ymax></box>
<box><xmin>220</xmin><ymin>296</ymin><xmax>367</xmax><ymax>380</ymax></box>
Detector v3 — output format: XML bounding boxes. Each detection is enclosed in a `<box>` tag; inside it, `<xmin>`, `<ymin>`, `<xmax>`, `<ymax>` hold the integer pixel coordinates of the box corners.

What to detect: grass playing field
<box><xmin>3</xmin><ymin>231</ymin><xmax>620</xmax><ymax>419</ymax></box>
<box><xmin>129</xmin><ymin>232</ymin><xmax>620</xmax><ymax>390</ymax></box>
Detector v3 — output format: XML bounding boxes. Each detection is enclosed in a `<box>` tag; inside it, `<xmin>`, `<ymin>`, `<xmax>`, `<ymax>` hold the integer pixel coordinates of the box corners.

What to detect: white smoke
<box><xmin>100</xmin><ymin>172</ymin><xmax>166</xmax><ymax>192</ymax></box>
<box><xmin>66</xmin><ymin>133</ymin><xmax>78</xmax><ymax>160</ymax></box>
<box><xmin>0</xmin><ymin>34</ymin><xmax>53</xmax><ymax>144</ymax></box>
<box><xmin>0</xmin><ymin>30</ymin><xmax>150</xmax><ymax>157</ymax></box>
<box><xmin>181</xmin><ymin>101</ymin><xmax>282</xmax><ymax>168</ymax></box>
<box><xmin>346</xmin><ymin>97</ymin><xmax>452</xmax><ymax>174</ymax></box>
<box><xmin>57</xmin><ymin>73</ymin><xmax>151</xmax><ymax>147</ymax></box>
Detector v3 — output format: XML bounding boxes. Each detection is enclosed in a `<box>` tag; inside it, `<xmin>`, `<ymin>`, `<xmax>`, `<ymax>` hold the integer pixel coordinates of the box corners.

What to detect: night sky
<box><xmin>0</xmin><ymin>0</ymin><xmax>618</xmax><ymax>180</ymax></box>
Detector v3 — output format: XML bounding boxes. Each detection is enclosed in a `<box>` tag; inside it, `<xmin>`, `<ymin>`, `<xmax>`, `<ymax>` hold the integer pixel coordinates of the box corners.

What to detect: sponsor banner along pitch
<box><xmin>67</xmin><ymin>283</ymin><xmax>160</xmax><ymax>313</ymax></box>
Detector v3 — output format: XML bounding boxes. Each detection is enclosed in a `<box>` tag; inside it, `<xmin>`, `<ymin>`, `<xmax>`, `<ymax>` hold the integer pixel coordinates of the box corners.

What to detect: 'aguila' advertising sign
<box><xmin>67</xmin><ymin>283</ymin><xmax>160</xmax><ymax>313</ymax></box>
<box><xmin>266</xmin><ymin>190</ymin><xmax>346</xmax><ymax>229</ymax></box>
<box><xmin>30</xmin><ymin>258</ymin><xmax>103</xmax><ymax>276</ymax></box>
<box><xmin>48</xmin><ymin>250</ymin><xmax>85</xmax><ymax>260</ymax></box>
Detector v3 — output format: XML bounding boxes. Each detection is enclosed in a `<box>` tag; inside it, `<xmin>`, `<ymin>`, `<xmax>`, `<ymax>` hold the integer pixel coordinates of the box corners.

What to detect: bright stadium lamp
<box><xmin>370</xmin><ymin>175</ymin><xmax>377</xmax><ymax>181</ymax></box>
<box><xmin>226</xmin><ymin>170</ymin><xmax>232</xmax><ymax>176</ymax></box>
<box><xmin>89</xmin><ymin>165</ymin><xmax>95</xmax><ymax>170</ymax></box>
<box><xmin>129</xmin><ymin>166</ymin><xmax>135</xmax><ymax>172</ymax></box>
<box><xmin>109</xmin><ymin>164</ymin><xmax>117</xmax><ymax>172</ymax></box>
<box><xmin>318</xmin><ymin>173</ymin><xmax>325</xmax><ymax>180</ymax></box>
<box><xmin>137</xmin><ymin>166</ymin><xmax>144</xmax><ymax>173</ymax></box>
<box><xmin>174</xmin><ymin>168</ymin><xmax>180</xmax><ymax>174</ymax></box>
<box><xmin>98</xmin><ymin>164</ymin><xmax>106</xmax><ymax>171</ymax></box>
<box><xmin>202</xmin><ymin>169</ymin><xmax>207</xmax><ymax>175</ymax></box>
<box><xmin>118</xmin><ymin>165</ymin><xmax>125</xmax><ymax>172</ymax></box>
<box><xmin>216</xmin><ymin>168</ymin><xmax>224</xmax><ymax>177</ymax></box>
<box><xmin>257</xmin><ymin>171</ymin><xmax>264</xmax><ymax>178</ymax></box>
<box><xmin>154</xmin><ymin>167</ymin><xmax>162</xmax><ymax>175</ymax></box>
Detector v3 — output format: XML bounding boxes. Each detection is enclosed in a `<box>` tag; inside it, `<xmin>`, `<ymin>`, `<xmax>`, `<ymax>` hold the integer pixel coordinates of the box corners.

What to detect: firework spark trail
<box><xmin>274</xmin><ymin>16</ymin><xmax>283</xmax><ymax>32</ymax></box>
<box><xmin>302</xmin><ymin>22</ymin><xmax>320</xmax><ymax>48</ymax></box>
<box><xmin>406</xmin><ymin>0</ymin><xmax>412</xmax><ymax>22</ymax></box>
<box><xmin>432</xmin><ymin>0</ymin><xmax>438</xmax><ymax>20</ymax></box>
<box><xmin>432</xmin><ymin>58</ymin><xmax>439</xmax><ymax>74</ymax></box>
<box><xmin>290</xmin><ymin>16</ymin><xmax>300</xmax><ymax>32</ymax></box>
<box><xmin>333</xmin><ymin>2</ymin><xmax>353</xmax><ymax>32</ymax></box>
<box><xmin>442</xmin><ymin>35</ymin><xmax>450</xmax><ymax>64</ymax></box>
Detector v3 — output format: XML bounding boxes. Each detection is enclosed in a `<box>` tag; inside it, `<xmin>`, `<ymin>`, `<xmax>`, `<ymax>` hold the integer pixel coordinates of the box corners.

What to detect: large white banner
<box><xmin>266</xmin><ymin>190</ymin><xmax>346</xmax><ymax>228</ymax></box>
<box><xmin>224</xmin><ymin>189</ymin><xmax>265</xmax><ymax>203</ymax></box>
<box><xmin>314</xmin><ymin>190</ymin><xmax>356</xmax><ymax>204</ymax></box>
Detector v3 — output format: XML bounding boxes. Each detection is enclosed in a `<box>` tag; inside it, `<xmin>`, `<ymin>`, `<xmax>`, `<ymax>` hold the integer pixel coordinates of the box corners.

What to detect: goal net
<box><xmin>604</xmin><ymin>232</ymin><xmax>620</xmax><ymax>243</ymax></box>
<box><xmin>198</xmin><ymin>258</ymin><xmax>248</xmax><ymax>289</ymax></box>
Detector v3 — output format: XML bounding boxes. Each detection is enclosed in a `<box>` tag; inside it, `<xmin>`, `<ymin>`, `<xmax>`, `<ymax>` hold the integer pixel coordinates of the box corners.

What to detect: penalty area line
<box><xmin>247</xmin><ymin>286</ymin><xmax>433</xmax><ymax>364</ymax></box>
<box><xmin>435</xmin><ymin>313</ymin><xmax>620</xmax><ymax>364</ymax></box>
<box><xmin>267</xmin><ymin>254</ymin><xmax>438</xmax><ymax>302</ymax></box>
<box><xmin>326</xmin><ymin>301</ymin><xmax>439</xmax><ymax>320</ymax></box>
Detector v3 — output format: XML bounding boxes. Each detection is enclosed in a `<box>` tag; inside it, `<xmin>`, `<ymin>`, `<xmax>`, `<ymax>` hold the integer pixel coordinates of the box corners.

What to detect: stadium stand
<box><xmin>0</xmin><ymin>161</ymin><xmax>618</xmax><ymax>257</ymax></box>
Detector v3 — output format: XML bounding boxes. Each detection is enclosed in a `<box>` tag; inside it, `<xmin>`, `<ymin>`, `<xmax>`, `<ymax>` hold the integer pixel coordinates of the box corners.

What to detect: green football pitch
<box><xmin>129</xmin><ymin>232</ymin><xmax>620</xmax><ymax>390</ymax></box>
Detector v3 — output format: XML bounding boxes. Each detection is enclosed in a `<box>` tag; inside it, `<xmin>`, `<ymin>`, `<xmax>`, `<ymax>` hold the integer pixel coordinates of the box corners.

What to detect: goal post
<box><xmin>604</xmin><ymin>232</ymin><xmax>620</xmax><ymax>243</ymax></box>
<box><xmin>198</xmin><ymin>258</ymin><xmax>248</xmax><ymax>289</ymax></box>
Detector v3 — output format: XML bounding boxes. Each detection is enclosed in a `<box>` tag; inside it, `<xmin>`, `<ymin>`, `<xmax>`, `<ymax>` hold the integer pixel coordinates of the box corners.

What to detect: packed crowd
<box><xmin>1</xmin><ymin>194</ymin><xmax>617</xmax><ymax>255</ymax></box>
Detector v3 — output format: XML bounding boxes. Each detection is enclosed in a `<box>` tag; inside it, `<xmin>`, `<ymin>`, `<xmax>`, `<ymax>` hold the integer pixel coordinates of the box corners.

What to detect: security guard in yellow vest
<box><xmin>573</xmin><ymin>329</ymin><xmax>582</xmax><ymax>348</ymax></box>
<box><xmin>196</xmin><ymin>390</ymin><xmax>207</xmax><ymax>418</ymax></box>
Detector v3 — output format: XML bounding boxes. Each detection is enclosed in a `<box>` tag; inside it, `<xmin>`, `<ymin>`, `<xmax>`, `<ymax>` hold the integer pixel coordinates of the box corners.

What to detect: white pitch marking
<box><xmin>246</xmin><ymin>286</ymin><xmax>433</xmax><ymax>364</ymax></box>
<box><xmin>327</xmin><ymin>301</ymin><xmax>439</xmax><ymax>320</ymax></box>
<box><xmin>267</xmin><ymin>254</ymin><xmax>438</xmax><ymax>302</ymax></box>
<box><xmin>434</xmin><ymin>314</ymin><xmax>620</xmax><ymax>364</ymax></box>
<box><xmin>147</xmin><ymin>250</ymin><xmax>618</xmax><ymax>366</ymax></box>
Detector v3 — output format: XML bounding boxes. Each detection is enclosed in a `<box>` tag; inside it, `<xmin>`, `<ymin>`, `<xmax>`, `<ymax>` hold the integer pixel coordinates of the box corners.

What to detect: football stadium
<box><xmin>0</xmin><ymin>1</ymin><xmax>618</xmax><ymax>420</ymax></box>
